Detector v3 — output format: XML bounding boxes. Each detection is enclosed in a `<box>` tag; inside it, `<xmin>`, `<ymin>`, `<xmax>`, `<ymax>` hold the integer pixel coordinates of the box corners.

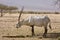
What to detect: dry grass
<box><xmin>0</xmin><ymin>13</ymin><xmax>60</xmax><ymax>40</ymax></box>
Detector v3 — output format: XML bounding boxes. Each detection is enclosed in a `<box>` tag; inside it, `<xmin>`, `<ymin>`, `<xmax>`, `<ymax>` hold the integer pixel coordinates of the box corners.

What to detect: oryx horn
<box><xmin>18</xmin><ymin>6</ymin><xmax>24</xmax><ymax>22</ymax></box>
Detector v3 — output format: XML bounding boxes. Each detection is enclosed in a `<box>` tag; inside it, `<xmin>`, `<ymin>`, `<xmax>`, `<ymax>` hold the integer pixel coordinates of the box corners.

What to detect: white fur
<box><xmin>16</xmin><ymin>15</ymin><xmax>51</xmax><ymax>28</ymax></box>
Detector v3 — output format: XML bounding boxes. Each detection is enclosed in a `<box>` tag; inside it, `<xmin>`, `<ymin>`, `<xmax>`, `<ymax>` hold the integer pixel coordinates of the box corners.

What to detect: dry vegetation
<box><xmin>0</xmin><ymin>13</ymin><xmax>60</xmax><ymax>40</ymax></box>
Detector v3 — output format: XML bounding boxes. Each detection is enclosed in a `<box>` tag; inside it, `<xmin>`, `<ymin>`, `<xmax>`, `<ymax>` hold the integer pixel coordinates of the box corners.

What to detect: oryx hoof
<box><xmin>32</xmin><ymin>34</ymin><xmax>35</xmax><ymax>37</ymax></box>
<box><xmin>43</xmin><ymin>34</ymin><xmax>47</xmax><ymax>38</ymax></box>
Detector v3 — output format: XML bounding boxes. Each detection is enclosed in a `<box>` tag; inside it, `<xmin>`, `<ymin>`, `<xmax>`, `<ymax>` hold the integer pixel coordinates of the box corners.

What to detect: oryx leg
<box><xmin>30</xmin><ymin>25</ymin><xmax>35</xmax><ymax>36</ymax></box>
<box><xmin>43</xmin><ymin>26</ymin><xmax>48</xmax><ymax>37</ymax></box>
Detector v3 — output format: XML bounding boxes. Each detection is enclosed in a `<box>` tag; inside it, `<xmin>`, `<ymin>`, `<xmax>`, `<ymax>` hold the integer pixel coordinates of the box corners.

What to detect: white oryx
<box><xmin>16</xmin><ymin>16</ymin><xmax>51</xmax><ymax>27</ymax></box>
<box><xmin>16</xmin><ymin>16</ymin><xmax>52</xmax><ymax>37</ymax></box>
<box><xmin>16</xmin><ymin>7</ymin><xmax>52</xmax><ymax>37</ymax></box>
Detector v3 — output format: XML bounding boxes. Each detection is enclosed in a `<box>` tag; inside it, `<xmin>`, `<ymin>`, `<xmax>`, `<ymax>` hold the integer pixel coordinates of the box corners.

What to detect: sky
<box><xmin>0</xmin><ymin>0</ymin><xmax>60</xmax><ymax>12</ymax></box>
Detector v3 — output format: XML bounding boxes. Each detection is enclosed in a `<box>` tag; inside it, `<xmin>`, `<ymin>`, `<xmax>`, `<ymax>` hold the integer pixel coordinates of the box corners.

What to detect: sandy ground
<box><xmin>0</xmin><ymin>13</ymin><xmax>60</xmax><ymax>40</ymax></box>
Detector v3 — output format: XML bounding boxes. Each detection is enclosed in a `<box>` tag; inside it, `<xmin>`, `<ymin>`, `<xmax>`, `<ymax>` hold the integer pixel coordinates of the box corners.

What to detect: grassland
<box><xmin>0</xmin><ymin>13</ymin><xmax>60</xmax><ymax>40</ymax></box>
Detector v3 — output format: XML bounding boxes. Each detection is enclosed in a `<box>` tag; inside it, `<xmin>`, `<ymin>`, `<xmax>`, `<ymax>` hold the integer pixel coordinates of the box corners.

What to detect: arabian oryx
<box><xmin>16</xmin><ymin>7</ymin><xmax>52</xmax><ymax>37</ymax></box>
<box><xmin>16</xmin><ymin>16</ymin><xmax>52</xmax><ymax>37</ymax></box>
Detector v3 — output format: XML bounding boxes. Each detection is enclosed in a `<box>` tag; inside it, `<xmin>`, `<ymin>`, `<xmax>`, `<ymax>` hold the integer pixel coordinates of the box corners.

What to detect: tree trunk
<box><xmin>0</xmin><ymin>9</ymin><xmax>3</xmax><ymax>17</ymax></box>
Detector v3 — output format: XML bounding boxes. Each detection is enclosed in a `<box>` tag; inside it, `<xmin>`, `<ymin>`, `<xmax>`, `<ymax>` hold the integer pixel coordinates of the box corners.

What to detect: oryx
<box><xmin>16</xmin><ymin>7</ymin><xmax>52</xmax><ymax>37</ymax></box>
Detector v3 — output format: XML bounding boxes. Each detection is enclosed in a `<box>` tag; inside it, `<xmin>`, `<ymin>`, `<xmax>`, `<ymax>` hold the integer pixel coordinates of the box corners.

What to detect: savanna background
<box><xmin>0</xmin><ymin>0</ymin><xmax>60</xmax><ymax>40</ymax></box>
<box><xmin>0</xmin><ymin>12</ymin><xmax>60</xmax><ymax>40</ymax></box>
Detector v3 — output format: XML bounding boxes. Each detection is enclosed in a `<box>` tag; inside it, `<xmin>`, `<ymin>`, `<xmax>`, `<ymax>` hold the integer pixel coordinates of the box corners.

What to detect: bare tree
<box><xmin>0</xmin><ymin>4</ymin><xmax>18</xmax><ymax>17</ymax></box>
<box><xmin>55</xmin><ymin>0</ymin><xmax>60</xmax><ymax>8</ymax></box>
<box><xmin>7</xmin><ymin>6</ymin><xmax>18</xmax><ymax>14</ymax></box>
<box><xmin>0</xmin><ymin>4</ymin><xmax>7</xmax><ymax>17</ymax></box>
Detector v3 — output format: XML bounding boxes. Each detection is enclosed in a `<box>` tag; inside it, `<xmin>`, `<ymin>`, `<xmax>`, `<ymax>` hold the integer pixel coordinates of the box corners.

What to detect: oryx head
<box><xmin>16</xmin><ymin>19</ymin><xmax>24</xmax><ymax>28</ymax></box>
<box><xmin>16</xmin><ymin>6</ymin><xmax>24</xmax><ymax>28</ymax></box>
<box><xmin>16</xmin><ymin>21</ymin><xmax>21</xmax><ymax>28</ymax></box>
